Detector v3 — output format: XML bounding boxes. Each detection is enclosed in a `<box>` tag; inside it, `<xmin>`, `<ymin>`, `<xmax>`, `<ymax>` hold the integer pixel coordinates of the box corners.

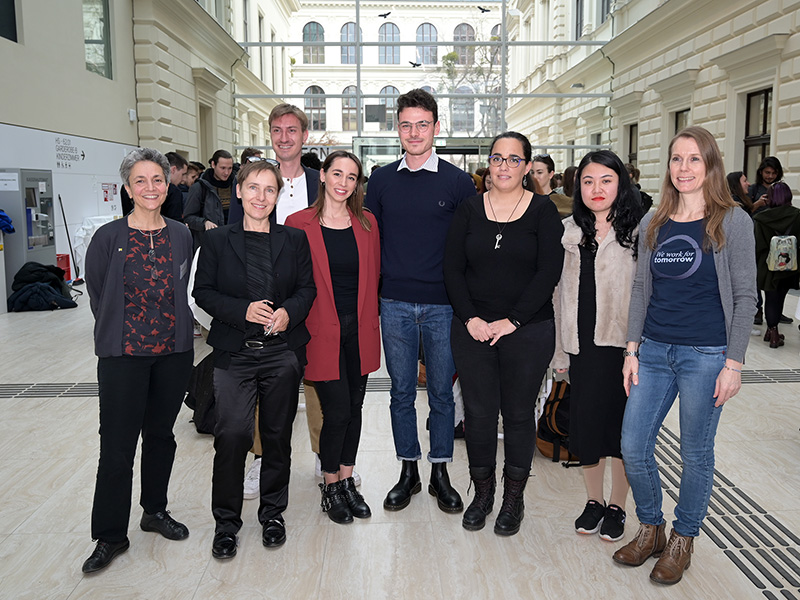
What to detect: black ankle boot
<box><xmin>341</xmin><ymin>476</ymin><xmax>371</xmax><ymax>518</ymax></box>
<box><xmin>429</xmin><ymin>462</ymin><xmax>464</xmax><ymax>513</ymax></box>
<box><xmin>462</xmin><ymin>466</ymin><xmax>496</xmax><ymax>531</ymax></box>
<box><xmin>494</xmin><ymin>465</ymin><xmax>529</xmax><ymax>536</ymax></box>
<box><xmin>319</xmin><ymin>481</ymin><xmax>353</xmax><ymax>524</ymax></box>
<box><xmin>383</xmin><ymin>460</ymin><xmax>421</xmax><ymax>511</ymax></box>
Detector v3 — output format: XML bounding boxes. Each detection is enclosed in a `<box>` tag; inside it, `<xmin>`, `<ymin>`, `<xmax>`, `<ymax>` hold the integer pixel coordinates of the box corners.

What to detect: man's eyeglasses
<box><xmin>398</xmin><ymin>120</ymin><xmax>433</xmax><ymax>133</ymax></box>
<box><xmin>488</xmin><ymin>154</ymin><xmax>524</xmax><ymax>168</ymax></box>
<box><xmin>248</xmin><ymin>157</ymin><xmax>281</xmax><ymax>168</ymax></box>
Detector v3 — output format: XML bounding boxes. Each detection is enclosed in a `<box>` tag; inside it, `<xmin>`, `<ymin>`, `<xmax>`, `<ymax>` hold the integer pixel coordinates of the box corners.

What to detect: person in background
<box><xmin>726</xmin><ymin>171</ymin><xmax>754</xmax><ymax>215</ymax></box>
<box><xmin>552</xmin><ymin>150</ymin><xmax>642</xmax><ymax>543</ymax></box>
<box><xmin>162</xmin><ymin>152</ymin><xmax>188</xmax><ymax>222</ymax></box>
<box><xmin>481</xmin><ymin>169</ymin><xmax>493</xmax><ymax>193</ymax></box>
<box><xmin>83</xmin><ymin>147</ymin><xmax>194</xmax><ymax>573</ymax></box>
<box><xmin>625</xmin><ymin>163</ymin><xmax>653</xmax><ymax>214</ymax></box>
<box><xmin>193</xmin><ymin>160</ymin><xmax>315</xmax><ymax>558</ymax></box>
<box><xmin>531</xmin><ymin>153</ymin><xmax>572</xmax><ymax>218</ymax></box>
<box><xmin>614</xmin><ymin>127</ymin><xmax>756</xmax><ymax>585</ymax></box>
<box><xmin>748</xmin><ymin>156</ymin><xmax>784</xmax><ymax>215</ymax></box>
<box><xmin>301</xmin><ymin>150</ymin><xmax>323</xmax><ymax>171</ymax></box>
<box><xmin>753</xmin><ymin>182</ymin><xmax>800</xmax><ymax>348</ymax></box>
<box><xmin>444</xmin><ymin>131</ymin><xmax>564</xmax><ymax>536</ymax></box>
<box><xmin>179</xmin><ymin>162</ymin><xmax>203</xmax><ymax>207</ymax></box>
<box><xmin>286</xmin><ymin>151</ymin><xmax>380</xmax><ymax>524</ymax></box>
<box><xmin>561</xmin><ymin>165</ymin><xmax>577</xmax><ymax>199</ymax></box>
<box><xmin>367</xmin><ymin>88</ymin><xmax>475</xmax><ymax>515</ymax></box>
<box><xmin>184</xmin><ymin>150</ymin><xmax>236</xmax><ymax>250</ymax></box>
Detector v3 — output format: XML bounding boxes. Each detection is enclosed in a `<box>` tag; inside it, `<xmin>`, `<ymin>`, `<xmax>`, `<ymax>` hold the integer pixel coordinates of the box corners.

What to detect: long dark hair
<box><xmin>726</xmin><ymin>171</ymin><xmax>753</xmax><ymax>213</ymax></box>
<box><xmin>756</xmin><ymin>156</ymin><xmax>784</xmax><ymax>186</ymax></box>
<box><xmin>572</xmin><ymin>150</ymin><xmax>642</xmax><ymax>257</ymax></box>
<box><xmin>314</xmin><ymin>150</ymin><xmax>371</xmax><ymax>231</ymax></box>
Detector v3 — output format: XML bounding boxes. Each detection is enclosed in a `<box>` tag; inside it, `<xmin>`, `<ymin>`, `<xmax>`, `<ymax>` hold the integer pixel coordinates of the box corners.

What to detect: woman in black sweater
<box><xmin>444</xmin><ymin>131</ymin><xmax>564</xmax><ymax>536</ymax></box>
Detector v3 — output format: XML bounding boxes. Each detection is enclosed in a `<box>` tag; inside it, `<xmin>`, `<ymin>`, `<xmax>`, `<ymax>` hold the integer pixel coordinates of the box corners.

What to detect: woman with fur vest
<box><xmin>552</xmin><ymin>150</ymin><xmax>642</xmax><ymax>543</ymax></box>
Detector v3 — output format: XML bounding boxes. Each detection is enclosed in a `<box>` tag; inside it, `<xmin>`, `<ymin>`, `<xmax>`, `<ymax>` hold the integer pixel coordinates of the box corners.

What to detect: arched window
<box><xmin>379</xmin><ymin>85</ymin><xmax>400</xmax><ymax>131</ymax></box>
<box><xmin>421</xmin><ymin>85</ymin><xmax>436</xmax><ymax>96</ymax></box>
<box><xmin>491</xmin><ymin>24</ymin><xmax>502</xmax><ymax>65</ymax></box>
<box><xmin>304</xmin><ymin>85</ymin><xmax>326</xmax><ymax>130</ymax></box>
<box><xmin>452</xmin><ymin>85</ymin><xmax>474</xmax><ymax>132</ymax></box>
<box><xmin>342</xmin><ymin>85</ymin><xmax>359</xmax><ymax>131</ymax></box>
<box><xmin>303</xmin><ymin>22</ymin><xmax>324</xmax><ymax>64</ymax></box>
<box><xmin>454</xmin><ymin>23</ymin><xmax>475</xmax><ymax>65</ymax></box>
<box><xmin>341</xmin><ymin>22</ymin><xmax>361</xmax><ymax>64</ymax></box>
<box><xmin>416</xmin><ymin>23</ymin><xmax>437</xmax><ymax>65</ymax></box>
<box><xmin>379</xmin><ymin>23</ymin><xmax>400</xmax><ymax>65</ymax></box>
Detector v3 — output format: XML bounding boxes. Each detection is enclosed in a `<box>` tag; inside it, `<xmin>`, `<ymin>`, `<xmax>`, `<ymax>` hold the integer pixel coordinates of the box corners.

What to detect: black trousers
<box><xmin>451</xmin><ymin>317</ymin><xmax>554</xmax><ymax>471</ymax></box>
<box><xmin>212</xmin><ymin>343</ymin><xmax>303</xmax><ymax>533</ymax></box>
<box><xmin>313</xmin><ymin>313</ymin><xmax>368</xmax><ymax>474</ymax></box>
<box><xmin>91</xmin><ymin>350</ymin><xmax>194</xmax><ymax>542</ymax></box>
<box><xmin>764</xmin><ymin>280</ymin><xmax>792</xmax><ymax>328</ymax></box>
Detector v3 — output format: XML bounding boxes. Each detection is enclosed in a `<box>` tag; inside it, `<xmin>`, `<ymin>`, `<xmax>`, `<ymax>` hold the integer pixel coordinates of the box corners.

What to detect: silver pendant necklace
<box><xmin>486</xmin><ymin>190</ymin><xmax>526</xmax><ymax>250</ymax></box>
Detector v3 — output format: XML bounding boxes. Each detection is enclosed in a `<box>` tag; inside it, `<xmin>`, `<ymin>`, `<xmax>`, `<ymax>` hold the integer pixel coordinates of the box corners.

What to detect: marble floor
<box><xmin>0</xmin><ymin>291</ymin><xmax>799</xmax><ymax>600</ymax></box>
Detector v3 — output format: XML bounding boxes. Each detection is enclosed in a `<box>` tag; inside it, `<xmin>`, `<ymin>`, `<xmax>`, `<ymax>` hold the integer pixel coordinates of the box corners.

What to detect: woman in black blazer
<box><xmin>193</xmin><ymin>160</ymin><xmax>315</xmax><ymax>559</ymax></box>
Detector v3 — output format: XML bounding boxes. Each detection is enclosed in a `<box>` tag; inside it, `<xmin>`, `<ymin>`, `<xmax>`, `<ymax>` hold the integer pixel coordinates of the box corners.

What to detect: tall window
<box><xmin>83</xmin><ymin>0</ymin><xmax>112</xmax><ymax>78</ymax></box>
<box><xmin>421</xmin><ymin>85</ymin><xmax>436</xmax><ymax>95</ymax></box>
<box><xmin>379</xmin><ymin>23</ymin><xmax>400</xmax><ymax>65</ymax></box>
<box><xmin>454</xmin><ymin>23</ymin><xmax>475</xmax><ymax>65</ymax></box>
<box><xmin>0</xmin><ymin>0</ymin><xmax>17</xmax><ymax>42</ymax></box>
<box><xmin>600</xmin><ymin>0</ymin><xmax>611</xmax><ymax>23</ymax></box>
<box><xmin>452</xmin><ymin>86</ymin><xmax>474</xmax><ymax>132</ymax></box>
<box><xmin>342</xmin><ymin>86</ymin><xmax>359</xmax><ymax>131</ymax></box>
<box><xmin>242</xmin><ymin>0</ymin><xmax>249</xmax><ymax>43</ymax></box>
<box><xmin>744</xmin><ymin>88</ymin><xmax>772</xmax><ymax>177</ymax></box>
<box><xmin>575</xmin><ymin>0</ymin><xmax>584</xmax><ymax>38</ymax></box>
<box><xmin>490</xmin><ymin>24</ymin><xmax>502</xmax><ymax>65</ymax></box>
<box><xmin>303</xmin><ymin>22</ymin><xmax>324</xmax><ymax>64</ymax></box>
<box><xmin>341</xmin><ymin>23</ymin><xmax>361</xmax><ymax>64</ymax></box>
<box><xmin>416</xmin><ymin>23</ymin><xmax>437</xmax><ymax>65</ymax></box>
<box><xmin>380</xmin><ymin>85</ymin><xmax>400</xmax><ymax>131</ymax></box>
<box><xmin>305</xmin><ymin>86</ymin><xmax>326</xmax><ymax>130</ymax></box>
<box><xmin>674</xmin><ymin>109</ymin><xmax>689</xmax><ymax>134</ymax></box>
<box><xmin>627</xmin><ymin>123</ymin><xmax>638</xmax><ymax>165</ymax></box>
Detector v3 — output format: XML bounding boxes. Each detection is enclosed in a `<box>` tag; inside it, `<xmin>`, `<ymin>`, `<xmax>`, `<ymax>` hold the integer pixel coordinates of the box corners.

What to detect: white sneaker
<box><xmin>243</xmin><ymin>458</ymin><xmax>261</xmax><ymax>500</ymax></box>
<box><xmin>315</xmin><ymin>455</ymin><xmax>362</xmax><ymax>487</ymax></box>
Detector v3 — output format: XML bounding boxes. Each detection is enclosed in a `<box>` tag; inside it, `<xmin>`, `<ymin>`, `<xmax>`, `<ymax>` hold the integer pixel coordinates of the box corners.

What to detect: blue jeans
<box><xmin>621</xmin><ymin>338</ymin><xmax>725</xmax><ymax>537</ymax></box>
<box><xmin>380</xmin><ymin>298</ymin><xmax>456</xmax><ymax>462</ymax></box>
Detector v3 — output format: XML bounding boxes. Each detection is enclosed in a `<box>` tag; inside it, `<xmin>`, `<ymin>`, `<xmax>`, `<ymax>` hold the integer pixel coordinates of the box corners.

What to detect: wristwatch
<box><xmin>622</xmin><ymin>350</ymin><xmax>639</xmax><ymax>358</ymax></box>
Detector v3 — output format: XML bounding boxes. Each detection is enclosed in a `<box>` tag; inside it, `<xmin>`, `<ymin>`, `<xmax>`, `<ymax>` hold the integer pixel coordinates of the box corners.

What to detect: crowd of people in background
<box><xmin>82</xmin><ymin>88</ymin><xmax>799</xmax><ymax>589</ymax></box>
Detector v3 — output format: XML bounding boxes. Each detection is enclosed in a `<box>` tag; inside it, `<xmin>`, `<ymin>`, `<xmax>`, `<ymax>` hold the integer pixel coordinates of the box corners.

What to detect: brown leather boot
<box><xmin>650</xmin><ymin>530</ymin><xmax>694</xmax><ymax>585</ymax></box>
<box><xmin>612</xmin><ymin>522</ymin><xmax>667</xmax><ymax>566</ymax></box>
<box><xmin>767</xmin><ymin>326</ymin><xmax>785</xmax><ymax>348</ymax></box>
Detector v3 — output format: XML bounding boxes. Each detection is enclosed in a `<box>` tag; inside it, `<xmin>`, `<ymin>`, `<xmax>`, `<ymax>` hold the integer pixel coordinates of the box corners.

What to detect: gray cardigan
<box><xmin>627</xmin><ymin>208</ymin><xmax>756</xmax><ymax>363</ymax></box>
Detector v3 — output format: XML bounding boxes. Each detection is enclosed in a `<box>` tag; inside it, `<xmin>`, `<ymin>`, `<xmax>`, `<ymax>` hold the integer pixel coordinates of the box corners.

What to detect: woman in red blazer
<box><xmin>285</xmin><ymin>150</ymin><xmax>380</xmax><ymax>524</ymax></box>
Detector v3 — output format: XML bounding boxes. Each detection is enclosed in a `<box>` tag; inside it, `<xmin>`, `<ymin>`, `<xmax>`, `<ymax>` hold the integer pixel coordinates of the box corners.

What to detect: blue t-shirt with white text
<box><xmin>642</xmin><ymin>219</ymin><xmax>727</xmax><ymax>347</ymax></box>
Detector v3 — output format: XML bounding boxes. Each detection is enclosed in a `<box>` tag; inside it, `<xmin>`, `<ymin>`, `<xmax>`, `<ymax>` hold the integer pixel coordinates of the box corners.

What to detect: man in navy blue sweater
<box><xmin>366</xmin><ymin>89</ymin><xmax>476</xmax><ymax>513</ymax></box>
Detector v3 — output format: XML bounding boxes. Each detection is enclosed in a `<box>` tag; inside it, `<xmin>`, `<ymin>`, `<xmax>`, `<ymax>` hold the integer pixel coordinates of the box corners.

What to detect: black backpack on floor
<box><xmin>184</xmin><ymin>353</ymin><xmax>216</xmax><ymax>435</ymax></box>
<box><xmin>536</xmin><ymin>379</ymin><xmax>579</xmax><ymax>467</ymax></box>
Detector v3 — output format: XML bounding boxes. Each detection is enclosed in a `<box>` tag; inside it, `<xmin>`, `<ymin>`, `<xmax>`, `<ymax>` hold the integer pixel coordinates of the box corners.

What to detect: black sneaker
<box><xmin>599</xmin><ymin>504</ymin><xmax>626</xmax><ymax>542</ymax></box>
<box><xmin>575</xmin><ymin>500</ymin><xmax>605</xmax><ymax>534</ymax></box>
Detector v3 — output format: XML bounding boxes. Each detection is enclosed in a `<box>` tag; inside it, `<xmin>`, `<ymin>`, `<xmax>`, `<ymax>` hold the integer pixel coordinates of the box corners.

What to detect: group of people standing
<box><xmin>82</xmin><ymin>88</ymin><xmax>760</xmax><ymax>589</ymax></box>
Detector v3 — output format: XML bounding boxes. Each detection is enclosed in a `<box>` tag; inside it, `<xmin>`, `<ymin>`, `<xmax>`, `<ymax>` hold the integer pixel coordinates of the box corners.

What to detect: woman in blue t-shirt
<box><xmin>612</xmin><ymin>127</ymin><xmax>756</xmax><ymax>585</ymax></box>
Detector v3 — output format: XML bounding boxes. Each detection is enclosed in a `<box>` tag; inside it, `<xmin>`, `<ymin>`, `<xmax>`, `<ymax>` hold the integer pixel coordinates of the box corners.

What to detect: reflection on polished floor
<box><xmin>0</xmin><ymin>292</ymin><xmax>799</xmax><ymax>600</ymax></box>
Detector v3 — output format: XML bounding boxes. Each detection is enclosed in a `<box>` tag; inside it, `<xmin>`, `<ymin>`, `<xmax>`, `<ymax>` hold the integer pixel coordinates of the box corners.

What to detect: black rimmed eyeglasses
<box><xmin>488</xmin><ymin>154</ymin><xmax>525</xmax><ymax>168</ymax></box>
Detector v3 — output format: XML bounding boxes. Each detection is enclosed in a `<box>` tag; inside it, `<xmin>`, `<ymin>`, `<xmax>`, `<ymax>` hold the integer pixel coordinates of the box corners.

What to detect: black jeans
<box><xmin>764</xmin><ymin>280</ymin><xmax>792</xmax><ymax>328</ymax></box>
<box><xmin>91</xmin><ymin>350</ymin><xmax>193</xmax><ymax>542</ymax></box>
<box><xmin>451</xmin><ymin>317</ymin><xmax>554</xmax><ymax>471</ymax></box>
<box><xmin>212</xmin><ymin>342</ymin><xmax>303</xmax><ymax>533</ymax></box>
<box><xmin>313</xmin><ymin>312</ymin><xmax>368</xmax><ymax>474</ymax></box>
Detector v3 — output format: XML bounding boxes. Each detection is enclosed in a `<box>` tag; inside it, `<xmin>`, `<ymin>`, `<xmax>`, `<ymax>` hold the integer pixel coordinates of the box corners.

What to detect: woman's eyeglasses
<box><xmin>488</xmin><ymin>154</ymin><xmax>524</xmax><ymax>168</ymax></box>
<box><xmin>147</xmin><ymin>249</ymin><xmax>159</xmax><ymax>281</ymax></box>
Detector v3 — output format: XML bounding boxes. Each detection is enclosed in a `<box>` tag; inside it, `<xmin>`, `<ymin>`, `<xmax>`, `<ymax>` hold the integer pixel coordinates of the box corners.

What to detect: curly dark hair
<box><xmin>572</xmin><ymin>150</ymin><xmax>643</xmax><ymax>257</ymax></box>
